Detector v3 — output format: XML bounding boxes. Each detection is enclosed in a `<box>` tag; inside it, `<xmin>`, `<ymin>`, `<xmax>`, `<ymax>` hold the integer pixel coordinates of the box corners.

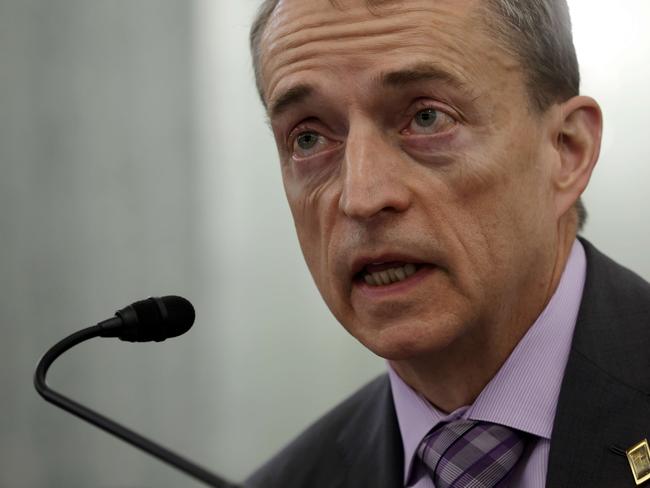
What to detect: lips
<box><xmin>362</xmin><ymin>262</ymin><xmax>419</xmax><ymax>286</ymax></box>
<box><xmin>351</xmin><ymin>254</ymin><xmax>432</xmax><ymax>287</ymax></box>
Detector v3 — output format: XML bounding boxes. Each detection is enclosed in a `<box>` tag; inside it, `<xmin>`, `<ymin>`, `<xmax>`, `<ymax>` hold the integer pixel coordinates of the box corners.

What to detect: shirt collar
<box><xmin>388</xmin><ymin>239</ymin><xmax>587</xmax><ymax>484</ymax></box>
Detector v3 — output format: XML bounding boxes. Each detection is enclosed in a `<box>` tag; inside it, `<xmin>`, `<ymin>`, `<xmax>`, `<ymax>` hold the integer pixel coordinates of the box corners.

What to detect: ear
<box><xmin>551</xmin><ymin>96</ymin><xmax>603</xmax><ymax>220</ymax></box>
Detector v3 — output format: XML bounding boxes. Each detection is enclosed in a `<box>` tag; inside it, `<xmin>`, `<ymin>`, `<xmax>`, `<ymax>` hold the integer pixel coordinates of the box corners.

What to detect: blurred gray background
<box><xmin>1</xmin><ymin>1</ymin><xmax>648</xmax><ymax>487</ymax></box>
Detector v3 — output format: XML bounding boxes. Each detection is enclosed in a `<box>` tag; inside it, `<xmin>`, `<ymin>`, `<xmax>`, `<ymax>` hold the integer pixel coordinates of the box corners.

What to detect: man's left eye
<box><xmin>407</xmin><ymin>108</ymin><xmax>455</xmax><ymax>135</ymax></box>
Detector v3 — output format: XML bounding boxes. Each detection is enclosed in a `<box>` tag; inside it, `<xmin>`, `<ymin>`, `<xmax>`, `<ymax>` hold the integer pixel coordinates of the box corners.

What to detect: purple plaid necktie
<box><xmin>417</xmin><ymin>420</ymin><xmax>527</xmax><ymax>488</ymax></box>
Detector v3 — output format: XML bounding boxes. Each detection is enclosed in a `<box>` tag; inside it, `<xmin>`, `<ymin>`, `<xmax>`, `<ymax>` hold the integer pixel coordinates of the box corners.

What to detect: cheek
<box><xmin>423</xmin><ymin>147</ymin><xmax>534</xmax><ymax>275</ymax></box>
<box><xmin>442</xmin><ymin>138</ymin><xmax>552</xmax><ymax>288</ymax></box>
<box><xmin>419</xmin><ymin>155</ymin><xmax>508</xmax><ymax>257</ymax></box>
<box><xmin>448</xmin><ymin>123</ymin><xmax>545</xmax><ymax>224</ymax></box>
<box><xmin>288</xmin><ymin>196</ymin><xmax>321</xmax><ymax>271</ymax></box>
<box><xmin>284</xmin><ymin>174</ymin><xmax>341</xmax><ymax>291</ymax></box>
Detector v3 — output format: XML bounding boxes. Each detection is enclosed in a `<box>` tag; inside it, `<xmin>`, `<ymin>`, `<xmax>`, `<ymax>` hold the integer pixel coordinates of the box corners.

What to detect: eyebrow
<box><xmin>268</xmin><ymin>84</ymin><xmax>314</xmax><ymax>120</ymax></box>
<box><xmin>268</xmin><ymin>63</ymin><xmax>471</xmax><ymax>120</ymax></box>
<box><xmin>379</xmin><ymin>63</ymin><xmax>470</xmax><ymax>93</ymax></box>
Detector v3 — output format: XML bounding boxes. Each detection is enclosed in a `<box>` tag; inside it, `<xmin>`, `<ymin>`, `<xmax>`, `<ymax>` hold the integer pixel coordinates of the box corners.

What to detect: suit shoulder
<box><xmin>575</xmin><ymin>238</ymin><xmax>650</xmax><ymax>391</ymax></box>
<box><xmin>581</xmin><ymin>238</ymin><xmax>650</xmax><ymax>317</ymax></box>
<box><xmin>244</xmin><ymin>374</ymin><xmax>391</xmax><ymax>488</ymax></box>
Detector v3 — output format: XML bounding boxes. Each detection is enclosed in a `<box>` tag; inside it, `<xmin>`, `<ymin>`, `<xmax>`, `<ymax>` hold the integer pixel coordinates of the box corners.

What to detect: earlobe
<box><xmin>552</xmin><ymin>96</ymin><xmax>603</xmax><ymax>218</ymax></box>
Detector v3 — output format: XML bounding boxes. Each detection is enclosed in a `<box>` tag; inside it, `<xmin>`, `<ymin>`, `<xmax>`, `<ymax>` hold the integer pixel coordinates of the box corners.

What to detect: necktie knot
<box><xmin>417</xmin><ymin>420</ymin><xmax>527</xmax><ymax>488</ymax></box>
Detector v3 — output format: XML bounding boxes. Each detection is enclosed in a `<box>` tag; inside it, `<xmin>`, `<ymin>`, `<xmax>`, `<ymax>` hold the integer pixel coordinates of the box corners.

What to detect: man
<box><xmin>244</xmin><ymin>0</ymin><xmax>650</xmax><ymax>486</ymax></box>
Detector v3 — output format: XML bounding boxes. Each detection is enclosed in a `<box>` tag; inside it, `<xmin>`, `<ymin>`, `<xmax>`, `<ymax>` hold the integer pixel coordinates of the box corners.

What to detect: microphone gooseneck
<box><xmin>34</xmin><ymin>296</ymin><xmax>239</xmax><ymax>488</ymax></box>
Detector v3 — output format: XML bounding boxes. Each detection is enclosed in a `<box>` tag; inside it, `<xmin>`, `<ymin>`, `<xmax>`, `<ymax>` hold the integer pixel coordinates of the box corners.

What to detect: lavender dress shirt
<box><xmin>388</xmin><ymin>239</ymin><xmax>587</xmax><ymax>488</ymax></box>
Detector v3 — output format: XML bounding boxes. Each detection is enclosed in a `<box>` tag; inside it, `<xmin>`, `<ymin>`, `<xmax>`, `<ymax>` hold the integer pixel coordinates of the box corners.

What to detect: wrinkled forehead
<box><xmin>258</xmin><ymin>0</ymin><xmax>507</xmax><ymax>108</ymax></box>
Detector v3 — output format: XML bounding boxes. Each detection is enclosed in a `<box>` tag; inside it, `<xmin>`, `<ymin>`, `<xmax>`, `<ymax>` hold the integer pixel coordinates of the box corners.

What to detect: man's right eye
<box><xmin>296</xmin><ymin>132</ymin><xmax>319</xmax><ymax>150</ymax></box>
<box><xmin>290</xmin><ymin>130</ymin><xmax>333</xmax><ymax>159</ymax></box>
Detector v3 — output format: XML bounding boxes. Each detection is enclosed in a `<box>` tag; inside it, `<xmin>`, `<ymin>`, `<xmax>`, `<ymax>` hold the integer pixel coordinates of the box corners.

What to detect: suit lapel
<box><xmin>547</xmin><ymin>348</ymin><xmax>650</xmax><ymax>487</ymax></box>
<box><xmin>337</xmin><ymin>375</ymin><xmax>404</xmax><ymax>488</ymax></box>
<box><xmin>547</xmin><ymin>239</ymin><xmax>650</xmax><ymax>487</ymax></box>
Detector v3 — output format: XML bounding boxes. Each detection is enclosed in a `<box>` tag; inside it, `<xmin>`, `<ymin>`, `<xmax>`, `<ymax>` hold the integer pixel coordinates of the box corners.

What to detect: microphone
<box><xmin>98</xmin><ymin>295</ymin><xmax>195</xmax><ymax>342</ymax></box>
<box><xmin>34</xmin><ymin>296</ymin><xmax>239</xmax><ymax>488</ymax></box>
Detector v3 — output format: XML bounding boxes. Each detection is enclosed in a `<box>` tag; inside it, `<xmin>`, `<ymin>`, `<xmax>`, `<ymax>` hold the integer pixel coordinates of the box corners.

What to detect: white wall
<box><xmin>0</xmin><ymin>2</ymin><xmax>203</xmax><ymax>487</ymax></box>
<box><xmin>570</xmin><ymin>1</ymin><xmax>650</xmax><ymax>272</ymax></box>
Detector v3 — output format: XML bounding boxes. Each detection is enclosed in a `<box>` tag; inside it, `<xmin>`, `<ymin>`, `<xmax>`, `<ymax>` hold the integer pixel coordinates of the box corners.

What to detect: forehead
<box><xmin>260</xmin><ymin>0</ymin><xmax>518</xmax><ymax>111</ymax></box>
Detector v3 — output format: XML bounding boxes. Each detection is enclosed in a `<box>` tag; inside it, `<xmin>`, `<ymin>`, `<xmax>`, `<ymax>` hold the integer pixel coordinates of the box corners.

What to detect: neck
<box><xmin>389</xmin><ymin>216</ymin><xmax>578</xmax><ymax>413</ymax></box>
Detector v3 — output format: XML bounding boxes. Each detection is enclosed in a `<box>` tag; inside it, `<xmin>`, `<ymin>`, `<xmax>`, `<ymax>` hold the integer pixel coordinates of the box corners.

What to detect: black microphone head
<box><xmin>115</xmin><ymin>295</ymin><xmax>195</xmax><ymax>342</ymax></box>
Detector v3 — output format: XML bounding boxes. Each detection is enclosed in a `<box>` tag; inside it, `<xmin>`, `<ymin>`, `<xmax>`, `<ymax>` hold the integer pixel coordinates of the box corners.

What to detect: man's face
<box><xmin>260</xmin><ymin>0</ymin><xmax>561</xmax><ymax>360</ymax></box>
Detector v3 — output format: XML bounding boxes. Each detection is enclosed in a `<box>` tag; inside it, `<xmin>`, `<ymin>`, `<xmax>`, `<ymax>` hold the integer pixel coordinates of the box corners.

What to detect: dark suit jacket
<box><xmin>245</xmin><ymin>240</ymin><xmax>650</xmax><ymax>487</ymax></box>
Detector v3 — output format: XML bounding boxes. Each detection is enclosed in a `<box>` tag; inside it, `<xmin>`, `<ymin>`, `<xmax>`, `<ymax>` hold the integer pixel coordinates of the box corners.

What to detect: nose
<box><xmin>338</xmin><ymin>123</ymin><xmax>411</xmax><ymax>220</ymax></box>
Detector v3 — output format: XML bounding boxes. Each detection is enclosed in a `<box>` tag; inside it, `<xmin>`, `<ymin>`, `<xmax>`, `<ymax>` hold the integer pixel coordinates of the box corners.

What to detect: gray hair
<box><xmin>249</xmin><ymin>0</ymin><xmax>587</xmax><ymax>230</ymax></box>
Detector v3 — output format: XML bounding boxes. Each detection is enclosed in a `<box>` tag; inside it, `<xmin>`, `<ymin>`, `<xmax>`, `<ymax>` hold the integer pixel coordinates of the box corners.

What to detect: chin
<box><xmin>351</xmin><ymin>317</ymin><xmax>464</xmax><ymax>361</ymax></box>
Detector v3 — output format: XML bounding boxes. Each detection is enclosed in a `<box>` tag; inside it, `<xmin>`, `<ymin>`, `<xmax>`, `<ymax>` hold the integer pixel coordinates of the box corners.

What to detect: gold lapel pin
<box><xmin>626</xmin><ymin>439</ymin><xmax>650</xmax><ymax>485</ymax></box>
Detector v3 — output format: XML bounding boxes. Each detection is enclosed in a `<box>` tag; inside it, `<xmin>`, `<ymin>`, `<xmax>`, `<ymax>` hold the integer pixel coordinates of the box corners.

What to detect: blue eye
<box><xmin>296</xmin><ymin>132</ymin><xmax>319</xmax><ymax>150</ymax></box>
<box><xmin>406</xmin><ymin>107</ymin><xmax>456</xmax><ymax>135</ymax></box>
<box><xmin>414</xmin><ymin>109</ymin><xmax>438</xmax><ymax>127</ymax></box>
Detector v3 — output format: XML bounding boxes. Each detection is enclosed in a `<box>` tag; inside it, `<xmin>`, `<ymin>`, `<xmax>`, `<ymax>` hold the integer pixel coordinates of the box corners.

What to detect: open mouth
<box><xmin>355</xmin><ymin>262</ymin><xmax>429</xmax><ymax>287</ymax></box>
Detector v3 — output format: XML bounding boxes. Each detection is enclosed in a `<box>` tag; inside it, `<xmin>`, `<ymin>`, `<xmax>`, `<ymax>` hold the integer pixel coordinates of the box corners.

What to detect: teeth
<box><xmin>394</xmin><ymin>267</ymin><xmax>406</xmax><ymax>281</ymax></box>
<box><xmin>362</xmin><ymin>264</ymin><xmax>419</xmax><ymax>287</ymax></box>
<box><xmin>404</xmin><ymin>263</ymin><xmax>417</xmax><ymax>275</ymax></box>
<box><xmin>379</xmin><ymin>270</ymin><xmax>390</xmax><ymax>285</ymax></box>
